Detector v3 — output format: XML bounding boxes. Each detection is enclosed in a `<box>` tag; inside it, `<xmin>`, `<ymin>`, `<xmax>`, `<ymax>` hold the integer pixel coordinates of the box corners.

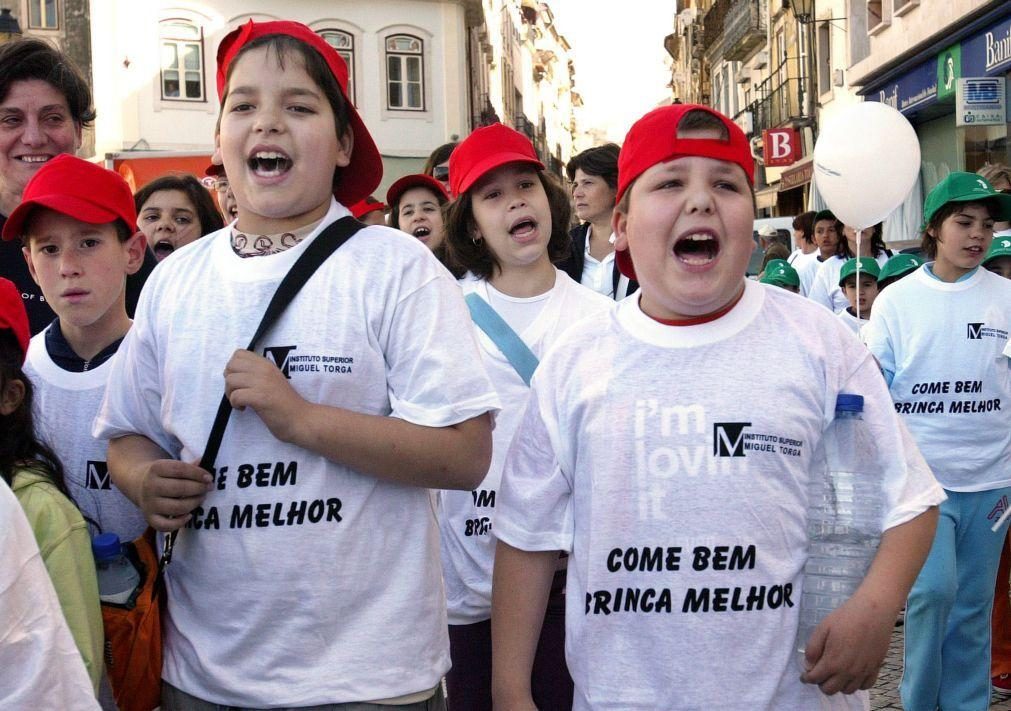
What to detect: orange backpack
<box><xmin>100</xmin><ymin>528</ymin><xmax>163</xmax><ymax>711</ymax></box>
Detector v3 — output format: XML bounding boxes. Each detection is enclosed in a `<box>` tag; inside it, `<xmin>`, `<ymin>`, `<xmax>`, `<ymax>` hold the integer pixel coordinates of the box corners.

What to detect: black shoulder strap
<box><xmin>160</xmin><ymin>215</ymin><xmax>364</xmax><ymax>568</ymax></box>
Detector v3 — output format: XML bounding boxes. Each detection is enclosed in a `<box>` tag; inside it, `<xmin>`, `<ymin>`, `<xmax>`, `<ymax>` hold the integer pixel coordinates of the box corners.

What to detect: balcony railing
<box><xmin>734</xmin><ymin>57</ymin><xmax>804</xmax><ymax>137</ymax></box>
<box><xmin>724</xmin><ymin>0</ymin><xmax>766</xmax><ymax>62</ymax></box>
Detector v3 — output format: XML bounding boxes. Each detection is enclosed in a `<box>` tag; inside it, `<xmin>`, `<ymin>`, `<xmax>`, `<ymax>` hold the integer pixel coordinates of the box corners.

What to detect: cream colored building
<box><xmin>87</xmin><ymin>0</ymin><xmax>578</xmax><ymax>192</ymax></box>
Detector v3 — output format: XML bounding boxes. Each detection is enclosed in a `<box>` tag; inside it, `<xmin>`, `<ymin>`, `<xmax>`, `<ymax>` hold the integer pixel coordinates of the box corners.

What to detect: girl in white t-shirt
<box><xmin>440</xmin><ymin>123</ymin><xmax>612</xmax><ymax>711</ymax></box>
<box><xmin>865</xmin><ymin>172</ymin><xmax>1011</xmax><ymax>711</ymax></box>
<box><xmin>808</xmin><ymin>222</ymin><xmax>890</xmax><ymax>312</ymax></box>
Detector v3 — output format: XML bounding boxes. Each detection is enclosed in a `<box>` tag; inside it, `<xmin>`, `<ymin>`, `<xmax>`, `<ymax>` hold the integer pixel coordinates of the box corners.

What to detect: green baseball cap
<box><xmin>838</xmin><ymin>257</ymin><xmax>881</xmax><ymax>286</ymax></box>
<box><xmin>921</xmin><ymin>172</ymin><xmax>1011</xmax><ymax>230</ymax></box>
<box><xmin>760</xmin><ymin>259</ymin><xmax>800</xmax><ymax>287</ymax></box>
<box><xmin>878</xmin><ymin>253</ymin><xmax>924</xmax><ymax>283</ymax></box>
<box><xmin>985</xmin><ymin>234</ymin><xmax>1011</xmax><ymax>264</ymax></box>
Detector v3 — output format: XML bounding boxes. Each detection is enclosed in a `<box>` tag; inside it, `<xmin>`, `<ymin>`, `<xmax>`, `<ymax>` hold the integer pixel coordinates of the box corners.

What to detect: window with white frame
<box><xmin>385</xmin><ymin>34</ymin><xmax>424</xmax><ymax>111</ymax></box>
<box><xmin>27</xmin><ymin>0</ymin><xmax>58</xmax><ymax>29</ymax></box>
<box><xmin>319</xmin><ymin>29</ymin><xmax>356</xmax><ymax>103</ymax></box>
<box><xmin>160</xmin><ymin>20</ymin><xmax>205</xmax><ymax>102</ymax></box>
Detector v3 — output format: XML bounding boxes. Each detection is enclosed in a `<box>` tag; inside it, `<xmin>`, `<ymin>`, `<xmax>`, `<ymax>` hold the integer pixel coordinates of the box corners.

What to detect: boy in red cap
<box><xmin>490</xmin><ymin>104</ymin><xmax>943</xmax><ymax>709</ymax></box>
<box><xmin>94</xmin><ymin>19</ymin><xmax>497</xmax><ymax>709</ymax></box>
<box><xmin>2</xmin><ymin>153</ymin><xmax>149</xmax><ymax>547</ymax></box>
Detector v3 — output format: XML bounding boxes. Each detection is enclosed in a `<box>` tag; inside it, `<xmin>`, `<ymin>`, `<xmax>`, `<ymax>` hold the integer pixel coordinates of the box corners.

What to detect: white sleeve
<box><xmin>862</xmin><ymin>297</ymin><xmax>898</xmax><ymax>381</ymax></box>
<box><xmin>798</xmin><ymin>258</ymin><xmax>818</xmax><ymax>297</ymax></box>
<box><xmin>92</xmin><ymin>281</ymin><xmax>180</xmax><ymax>456</ymax></box>
<box><xmin>383</xmin><ymin>272</ymin><xmax>500</xmax><ymax>427</ymax></box>
<box><xmin>494</xmin><ymin>380</ymin><xmax>574</xmax><ymax>552</ymax></box>
<box><xmin>807</xmin><ymin>261</ymin><xmax>835</xmax><ymax>311</ymax></box>
<box><xmin>0</xmin><ymin>485</ymin><xmax>100</xmax><ymax>711</ymax></box>
<box><xmin>839</xmin><ymin>350</ymin><xmax>945</xmax><ymax>530</ymax></box>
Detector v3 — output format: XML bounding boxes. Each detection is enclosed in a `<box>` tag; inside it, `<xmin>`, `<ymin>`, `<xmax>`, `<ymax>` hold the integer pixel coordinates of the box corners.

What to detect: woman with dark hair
<box><xmin>0</xmin><ymin>38</ymin><xmax>156</xmax><ymax>333</ymax></box>
<box><xmin>558</xmin><ymin>143</ymin><xmax>637</xmax><ymax>299</ymax></box>
<box><xmin>134</xmin><ymin>174</ymin><xmax>224</xmax><ymax>261</ymax></box>
<box><xmin>808</xmin><ymin>220</ymin><xmax>891</xmax><ymax>312</ymax></box>
<box><xmin>423</xmin><ymin>141</ymin><xmax>458</xmax><ymax>194</ymax></box>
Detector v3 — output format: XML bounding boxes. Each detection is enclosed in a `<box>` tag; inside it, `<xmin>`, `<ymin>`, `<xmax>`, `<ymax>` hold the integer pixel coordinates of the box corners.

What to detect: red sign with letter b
<box><xmin>763</xmin><ymin>128</ymin><xmax>800</xmax><ymax>167</ymax></box>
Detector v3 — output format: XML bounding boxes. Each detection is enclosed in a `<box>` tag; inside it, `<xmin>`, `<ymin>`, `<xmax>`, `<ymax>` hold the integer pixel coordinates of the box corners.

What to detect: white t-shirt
<box><xmin>485</xmin><ymin>281</ymin><xmax>552</xmax><ymax>335</ymax></box>
<box><xmin>808</xmin><ymin>253</ymin><xmax>889</xmax><ymax>313</ymax></box>
<box><xmin>864</xmin><ymin>265</ymin><xmax>1011</xmax><ymax>491</ymax></box>
<box><xmin>837</xmin><ymin>308</ymin><xmax>870</xmax><ymax>337</ymax></box>
<box><xmin>789</xmin><ymin>248</ymin><xmax>816</xmax><ymax>268</ymax></box>
<box><xmin>94</xmin><ymin>200</ymin><xmax>500</xmax><ymax>706</ymax></box>
<box><xmin>495</xmin><ymin>280</ymin><xmax>943</xmax><ymax>710</ymax></box>
<box><xmin>0</xmin><ymin>481</ymin><xmax>99</xmax><ymax>710</ymax></box>
<box><xmin>441</xmin><ymin>270</ymin><xmax>612</xmax><ymax>624</ymax></box>
<box><xmin>795</xmin><ymin>253</ymin><xmax>827</xmax><ymax>297</ymax></box>
<box><xmin>24</xmin><ymin>333</ymin><xmax>147</xmax><ymax>541</ymax></box>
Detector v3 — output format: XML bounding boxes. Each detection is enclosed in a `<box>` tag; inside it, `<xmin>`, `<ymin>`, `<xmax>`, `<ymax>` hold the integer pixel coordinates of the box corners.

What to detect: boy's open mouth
<box><xmin>248</xmin><ymin>150</ymin><xmax>292</xmax><ymax>178</ymax></box>
<box><xmin>412</xmin><ymin>226</ymin><xmax>431</xmax><ymax>239</ymax></box>
<box><xmin>673</xmin><ymin>232</ymin><xmax>720</xmax><ymax>266</ymax></box>
<box><xmin>154</xmin><ymin>240</ymin><xmax>175</xmax><ymax>259</ymax></box>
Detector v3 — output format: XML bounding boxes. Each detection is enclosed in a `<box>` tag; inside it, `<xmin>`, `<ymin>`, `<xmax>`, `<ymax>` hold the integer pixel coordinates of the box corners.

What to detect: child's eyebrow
<box><xmin>228</xmin><ymin>86</ymin><xmax>323</xmax><ymax>101</ymax></box>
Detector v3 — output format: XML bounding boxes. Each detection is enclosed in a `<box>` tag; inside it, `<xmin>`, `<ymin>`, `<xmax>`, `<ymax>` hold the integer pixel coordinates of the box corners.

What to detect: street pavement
<box><xmin>870</xmin><ymin>617</ymin><xmax>1011</xmax><ymax>710</ymax></box>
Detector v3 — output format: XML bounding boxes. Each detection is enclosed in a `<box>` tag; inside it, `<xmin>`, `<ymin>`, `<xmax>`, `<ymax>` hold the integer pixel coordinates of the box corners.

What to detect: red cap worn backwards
<box><xmin>449</xmin><ymin>123</ymin><xmax>544</xmax><ymax>197</ymax></box>
<box><xmin>0</xmin><ymin>278</ymin><xmax>30</xmax><ymax>363</ymax></box>
<box><xmin>348</xmin><ymin>196</ymin><xmax>388</xmax><ymax>220</ymax></box>
<box><xmin>2</xmin><ymin>154</ymin><xmax>137</xmax><ymax>242</ymax></box>
<box><xmin>614</xmin><ymin>104</ymin><xmax>755</xmax><ymax>280</ymax></box>
<box><xmin>215</xmin><ymin>19</ymin><xmax>383</xmax><ymax>207</ymax></box>
<box><xmin>386</xmin><ymin>173</ymin><xmax>450</xmax><ymax>207</ymax></box>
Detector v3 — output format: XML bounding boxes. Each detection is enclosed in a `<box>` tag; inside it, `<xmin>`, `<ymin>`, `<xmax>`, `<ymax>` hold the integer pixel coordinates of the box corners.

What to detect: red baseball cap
<box><xmin>386</xmin><ymin>174</ymin><xmax>450</xmax><ymax>207</ymax></box>
<box><xmin>0</xmin><ymin>278</ymin><xmax>30</xmax><ymax>363</ymax></box>
<box><xmin>215</xmin><ymin>19</ymin><xmax>383</xmax><ymax>207</ymax></box>
<box><xmin>2</xmin><ymin>154</ymin><xmax>137</xmax><ymax>242</ymax></box>
<box><xmin>349</xmin><ymin>196</ymin><xmax>388</xmax><ymax>220</ymax></box>
<box><xmin>449</xmin><ymin>123</ymin><xmax>544</xmax><ymax>197</ymax></box>
<box><xmin>614</xmin><ymin>104</ymin><xmax>755</xmax><ymax>280</ymax></box>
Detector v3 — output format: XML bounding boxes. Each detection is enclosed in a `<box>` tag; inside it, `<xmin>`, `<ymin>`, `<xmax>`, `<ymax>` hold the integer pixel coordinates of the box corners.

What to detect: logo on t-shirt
<box><xmin>85</xmin><ymin>460</ymin><xmax>111</xmax><ymax>490</ymax></box>
<box><xmin>263</xmin><ymin>345</ymin><xmax>298</xmax><ymax>378</ymax></box>
<box><xmin>713</xmin><ymin>423</ymin><xmax>751</xmax><ymax>457</ymax></box>
<box><xmin>966</xmin><ymin>322</ymin><xmax>1009</xmax><ymax>341</ymax></box>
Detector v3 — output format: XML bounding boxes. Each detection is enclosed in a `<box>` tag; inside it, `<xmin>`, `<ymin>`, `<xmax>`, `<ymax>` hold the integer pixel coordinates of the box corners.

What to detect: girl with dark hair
<box><xmin>440</xmin><ymin>123</ymin><xmax>612</xmax><ymax>711</ymax></box>
<box><xmin>808</xmin><ymin>220</ymin><xmax>891</xmax><ymax>312</ymax></box>
<box><xmin>0</xmin><ymin>278</ymin><xmax>103</xmax><ymax>694</ymax></box>
<box><xmin>134</xmin><ymin>174</ymin><xmax>225</xmax><ymax>261</ymax></box>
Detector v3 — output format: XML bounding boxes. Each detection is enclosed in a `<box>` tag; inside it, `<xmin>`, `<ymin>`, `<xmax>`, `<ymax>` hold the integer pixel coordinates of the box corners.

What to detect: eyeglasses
<box><xmin>432</xmin><ymin>165</ymin><xmax>450</xmax><ymax>182</ymax></box>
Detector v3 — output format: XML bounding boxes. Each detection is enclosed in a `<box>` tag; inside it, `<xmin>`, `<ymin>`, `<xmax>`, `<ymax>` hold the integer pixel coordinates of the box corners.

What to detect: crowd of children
<box><xmin>0</xmin><ymin>17</ymin><xmax>1008</xmax><ymax>711</ymax></box>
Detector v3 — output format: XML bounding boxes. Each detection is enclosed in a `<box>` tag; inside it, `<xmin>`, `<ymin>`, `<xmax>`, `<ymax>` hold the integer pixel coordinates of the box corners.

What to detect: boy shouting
<box><xmin>490</xmin><ymin>104</ymin><xmax>943</xmax><ymax>709</ymax></box>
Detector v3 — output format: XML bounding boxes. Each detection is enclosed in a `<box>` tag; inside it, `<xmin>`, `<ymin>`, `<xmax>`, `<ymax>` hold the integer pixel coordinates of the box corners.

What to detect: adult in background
<box><xmin>423</xmin><ymin>141</ymin><xmax>457</xmax><ymax>195</ymax></box>
<box><xmin>559</xmin><ymin>143</ymin><xmax>638</xmax><ymax>300</ymax></box>
<box><xmin>0</xmin><ymin>38</ymin><xmax>155</xmax><ymax>334</ymax></box>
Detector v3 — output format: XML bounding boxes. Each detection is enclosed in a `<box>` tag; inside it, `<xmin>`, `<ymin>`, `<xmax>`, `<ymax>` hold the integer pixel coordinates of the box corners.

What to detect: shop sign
<box><xmin>762</xmin><ymin>128</ymin><xmax>800</xmax><ymax>167</ymax></box>
<box><xmin>937</xmin><ymin>44</ymin><xmax>961</xmax><ymax>102</ymax></box>
<box><xmin>780</xmin><ymin>158</ymin><xmax>814</xmax><ymax>190</ymax></box>
<box><xmin>956</xmin><ymin>77</ymin><xmax>1006</xmax><ymax>126</ymax></box>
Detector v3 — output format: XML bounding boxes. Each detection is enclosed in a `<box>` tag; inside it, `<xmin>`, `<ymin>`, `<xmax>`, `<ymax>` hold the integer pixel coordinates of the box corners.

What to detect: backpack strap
<box><xmin>464</xmin><ymin>292</ymin><xmax>539</xmax><ymax>386</ymax></box>
<box><xmin>160</xmin><ymin>215</ymin><xmax>365</xmax><ymax>568</ymax></box>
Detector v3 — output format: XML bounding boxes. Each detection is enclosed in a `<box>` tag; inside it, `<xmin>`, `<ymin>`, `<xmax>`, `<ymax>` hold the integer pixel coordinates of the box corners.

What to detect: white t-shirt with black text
<box><xmin>864</xmin><ymin>265</ymin><xmax>1011</xmax><ymax>491</ymax></box>
<box><xmin>441</xmin><ymin>270</ymin><xmax>611</xmax><ymax>624</ymax></box>
<box><xmin>25</xmin><ymin>333</ymin><xmax>147</xmax><ymax>541</ymax></box>
<box><xmin>495</xmin><ymin>280</ymin><xmax>943</xmax><ymax>710</ymax></box>
<box><xmin>94</xmin><ymin>199</ymin><xmax>501</xmax><ymax>707</ymax></box>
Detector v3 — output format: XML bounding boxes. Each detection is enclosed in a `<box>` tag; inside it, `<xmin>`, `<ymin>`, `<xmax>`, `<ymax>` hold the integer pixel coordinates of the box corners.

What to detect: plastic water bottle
<box><xmin>796</xmin><ymin>394</ymin><xmax>884</xmax><ymax>660</ymax></box>
<box><xmin>92</xmin><ymin>533</ymin><xmax>141</xmax><ymax>606</ymax></box>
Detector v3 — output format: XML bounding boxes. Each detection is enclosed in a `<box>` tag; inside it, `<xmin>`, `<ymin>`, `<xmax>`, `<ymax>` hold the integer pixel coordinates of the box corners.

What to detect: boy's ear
<box><xmin>211</xmin><ymin>134</ymin><xmax>223</xmax><ymax>170</ymax></box>
<box><xmin>21</xmin><ymin>244</ymin><xmax>41</xmax><ymax>287</ymax></box>
<box><xmin>0</xmin><ymin>377</ymin><xmax>25</xmax><ymax>416</ymax></box>
<box><xmin>123</xmin><ymin>231</ymin><xmax>148</xmax><ymax>276</ymax></box>
<box><xmin>612</xmin><ymin>208</ymin><xmax>629</xmax><ymax>252</ymax></box>
<box><xmin>335</xmin><ymin>128</ymin><xmax>354</xmax><ymax>169</ymax></box>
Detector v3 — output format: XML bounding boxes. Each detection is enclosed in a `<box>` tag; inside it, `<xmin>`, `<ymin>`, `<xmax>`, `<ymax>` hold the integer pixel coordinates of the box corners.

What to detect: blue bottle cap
<box><xmin>835</xmin><ymin>393</ymin><xmax>865</xmax><ymax>413</ymax></box>
<box><xmin>92</xmin><ymin>532</ymin><xmax>123</xmax><ymax>561</ymax></box>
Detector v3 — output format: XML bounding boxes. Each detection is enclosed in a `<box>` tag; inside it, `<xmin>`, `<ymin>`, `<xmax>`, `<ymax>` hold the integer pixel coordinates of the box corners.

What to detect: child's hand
<box><xmin>799</xmin><ymin>592</ymin><xmax>894</xmax><ymax>695</ymax></box>
<box><xmin>223</xmin><ymin>349</ymin><xmax>307</xmax><ymax>443</ymax></box>
<box><xmin>139</xmin><ymin>459</ymin><xmax>212</xmax><ymax>531</ymax></box>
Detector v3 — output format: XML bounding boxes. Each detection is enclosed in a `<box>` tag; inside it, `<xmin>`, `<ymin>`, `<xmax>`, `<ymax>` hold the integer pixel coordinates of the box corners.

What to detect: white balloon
<box><xmin>813</xmin><ymin>102</ymin><xmax>920</xmax><ymax>230</ymax></box>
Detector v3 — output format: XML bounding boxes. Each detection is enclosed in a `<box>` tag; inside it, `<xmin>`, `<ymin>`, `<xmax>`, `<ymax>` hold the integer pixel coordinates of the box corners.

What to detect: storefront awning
<box><xmin>105</xmin><ymin>151</ymin><xmax>214</xmax><ymax>193</ymax></box>
<box><xmin>755</xmin><ymin>186</ymin><xmax>778</xmax><ymax>210</ymax></box>
<box><xmin>780</xmin><ymin>156</ymin><xmax>814</xmax><ymax>191</ymax></box>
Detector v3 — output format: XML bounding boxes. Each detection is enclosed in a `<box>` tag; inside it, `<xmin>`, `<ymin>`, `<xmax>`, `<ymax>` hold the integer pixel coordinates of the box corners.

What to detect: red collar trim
<box><xmin>645</xmin><ymin>288</ymin><xmax>745</xmax><ymax>327</ymax></box>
